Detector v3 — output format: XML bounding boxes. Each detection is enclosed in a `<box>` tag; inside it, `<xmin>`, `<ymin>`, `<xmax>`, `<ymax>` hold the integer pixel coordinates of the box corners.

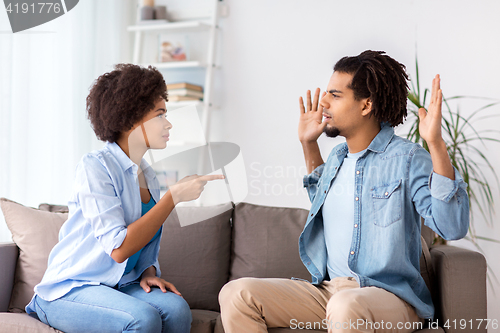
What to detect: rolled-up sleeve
<box><xmin>429</xmin><ymin>168</ymin><xmax>468</xmax><ymax>203</ymax></box>
<box><xmin>409</xmin><ymin>147</ymin><xmax>469</xmax><ymax>240</ymax></box>
<box><xmin>303</xmin><ymin>163</ymin><xmax>325</xmax><ymax>203</ymax></box>
<box><xmin>76</xmin><ymin>155</ymin><xmax>128</xmax><ymax>256</ymax></box>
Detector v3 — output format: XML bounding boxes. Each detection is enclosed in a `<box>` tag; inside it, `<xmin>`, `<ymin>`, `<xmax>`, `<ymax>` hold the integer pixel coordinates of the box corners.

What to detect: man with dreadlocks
<box><xmin>219</xmin><ymin>50</ymin><xmax>469</xmax><ymax>332</ymax></box>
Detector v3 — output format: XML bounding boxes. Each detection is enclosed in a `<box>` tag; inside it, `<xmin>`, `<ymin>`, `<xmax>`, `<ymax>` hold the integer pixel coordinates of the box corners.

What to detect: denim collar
<box><xmin>366</xmin><ymin>122</ymin><xmax>395</xmax><ymax>154</ymax></box>
<box><xmin>334</xmin><ymin>122</ymin><xmax>395</xmax><ymax>158</ymax></box>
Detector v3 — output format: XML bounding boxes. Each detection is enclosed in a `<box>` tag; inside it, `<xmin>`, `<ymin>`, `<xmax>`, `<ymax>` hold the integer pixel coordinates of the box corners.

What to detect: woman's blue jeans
<box><xmin>32</xmin><ymin>283</ymin><xmax>192</xmax><ymax>333</ymax></box>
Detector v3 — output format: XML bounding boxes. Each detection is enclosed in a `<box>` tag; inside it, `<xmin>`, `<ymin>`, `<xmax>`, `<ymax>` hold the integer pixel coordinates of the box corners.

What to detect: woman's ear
<box><xmin>361</xmin><ymin>97</ymin><xmax>372</xmax><ymax>116</ymax></box>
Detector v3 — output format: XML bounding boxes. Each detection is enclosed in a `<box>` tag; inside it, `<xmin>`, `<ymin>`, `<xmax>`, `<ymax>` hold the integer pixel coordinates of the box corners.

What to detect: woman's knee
<box><xmin>163</xmin><ymin>294</ymin><xmax>192</xmax><ymax>327</ymax></box>
<box><xmin>127</xmin><ymin>303</ymin><xmax>162</xmax><ymax>332</ymax></box>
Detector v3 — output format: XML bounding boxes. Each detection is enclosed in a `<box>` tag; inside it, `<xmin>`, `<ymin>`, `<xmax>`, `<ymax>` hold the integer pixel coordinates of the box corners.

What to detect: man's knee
<box><xmin>326</xmin><ymin>289</ymin><xmax>367</xmax><ymax>321</ymax></box>
<box><xmin>219</xmin><ymin>278</ymin><xmax>262</xmax><ymax>309</ymax></box>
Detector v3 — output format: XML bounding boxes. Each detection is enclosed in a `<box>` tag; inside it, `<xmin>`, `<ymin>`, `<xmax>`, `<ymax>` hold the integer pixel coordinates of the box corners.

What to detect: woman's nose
<box><xmin>165</xmin><ymin>120</ymin><xmax>172</xmax><ymax>129</ymax></box>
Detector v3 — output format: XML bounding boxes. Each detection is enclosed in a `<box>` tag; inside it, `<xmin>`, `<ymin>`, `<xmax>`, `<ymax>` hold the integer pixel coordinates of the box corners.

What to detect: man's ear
<box><xmin>361</xmin><ymin>97</ymin><xmax>372</xmax><ymax>117</ymax></box>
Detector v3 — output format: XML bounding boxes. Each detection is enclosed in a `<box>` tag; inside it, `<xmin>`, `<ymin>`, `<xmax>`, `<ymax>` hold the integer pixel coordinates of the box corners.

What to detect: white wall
<box><xmin>1</xmin><ymin>0</ymin><xmax>499</xmax><ymax>322</ymax></box>
<box><xmin>213</xmin><ymin>0</ymin><xmax>500</xmax><ymax>321</ymax></box>
<box><xmin>0</xmin><ymin>1</ymin><xmax>135</xmax><ymax>240</ymax></box>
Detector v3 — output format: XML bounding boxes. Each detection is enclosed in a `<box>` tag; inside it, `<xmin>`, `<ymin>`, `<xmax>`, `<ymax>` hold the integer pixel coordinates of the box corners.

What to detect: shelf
<box><xmin>166</xmin><ymin>100</ymin><xmax>204</xmax><ymax>110</ymax></box>
<box><xmin>142</xmin><ymin>61</ymin><xmax>206</xmax><ymax>70</ymax></box>
<box><xmin>127</xmin><ymin>20</ymin><xmax>212</xmax><ymax>33</ymax></box>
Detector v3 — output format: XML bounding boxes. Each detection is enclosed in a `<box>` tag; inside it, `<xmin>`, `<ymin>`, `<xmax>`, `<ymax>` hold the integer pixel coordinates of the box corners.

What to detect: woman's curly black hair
<box><xmin>86</xmin><ymin>64</ymin><xmax>168</xmax><ymax>143</ymax></box>
<box><xmin>333</xmin><ymin>50</ymin><xmax>409</xmax><ymax>127</ymax></box>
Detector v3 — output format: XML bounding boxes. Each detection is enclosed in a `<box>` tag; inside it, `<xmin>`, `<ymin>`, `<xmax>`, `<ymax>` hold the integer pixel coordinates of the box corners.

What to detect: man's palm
<box><xmin>298</xmin><ymin>88</ymin><xmax>327</xmax><ymax>142</ymax></box>
<box><xmin>418</xmin><ymin>74</ymin><xmax>443</xmax><ymax>145</ymax></box>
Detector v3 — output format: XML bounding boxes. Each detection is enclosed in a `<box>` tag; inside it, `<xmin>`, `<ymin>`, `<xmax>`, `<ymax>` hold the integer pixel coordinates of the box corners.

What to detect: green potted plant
<box><xmin>405</xmin><ymin>55</ymin><xmax>500</xmax><ymax>287</ymax></box>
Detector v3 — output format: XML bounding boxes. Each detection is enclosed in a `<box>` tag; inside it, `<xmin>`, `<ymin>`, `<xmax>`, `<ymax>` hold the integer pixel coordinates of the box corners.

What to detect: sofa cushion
<box><xmin>0</xmin><ymin>243</ymin><xmax>18</xmax><ymax>312</ymax></box>
<box><xmin>158</xmin><ymin>203</ymin><xmax>233</xmax><ymax>312</ymax></box>
<box><xmin>38</xmin><ymin>203</ymin><xmax>69</xmax><ymax>213</ymax></box>
<box><xmin>230</xmin><ymin>202</ymin><xmax>311</xmax><ymax>281</ymax></box>
<box><xmin>0</xmin><ymin>311</ymin><xmax>226</xmax><ymax>333</ymax></box>
<box><xmin>214</xmin><ymin>314</ymin><xmax>327</xmax><ymax>333</ymax></box>
<box><xmin>0</xmin><ymin>313</ymin><xmax>63</xmax><ymax>333</ymax></box>
<box><xmin>0</xmin><ymin>198</ymin><xmax>68</xmax><ymax>313</ymax></box>
<box><xmin>268</xmin><ymin>328</ymin><xmax>325</xmax><ymax>333</ymax></box>
<box><xmin>191</xmin><ymin>309</ymin><xmax>220</xmax><ymax>333</ymax></box>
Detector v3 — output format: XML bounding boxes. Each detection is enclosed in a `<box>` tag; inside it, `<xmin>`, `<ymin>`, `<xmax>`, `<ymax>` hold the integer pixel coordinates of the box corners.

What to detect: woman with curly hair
<box><xmin>25</xmin><ymin>64</ymin><xmax>224</xmax><ymax>333</ymax></box>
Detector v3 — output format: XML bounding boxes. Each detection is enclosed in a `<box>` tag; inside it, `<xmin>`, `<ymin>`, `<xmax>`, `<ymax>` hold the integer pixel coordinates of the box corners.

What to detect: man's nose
<box><xmin>319</xmin><ymin>95</ymin><xmax>329</xmax><ymax>110</ymax></box>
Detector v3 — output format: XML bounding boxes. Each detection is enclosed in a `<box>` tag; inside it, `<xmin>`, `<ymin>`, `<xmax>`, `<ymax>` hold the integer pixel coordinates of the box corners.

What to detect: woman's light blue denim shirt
<box><xmin>300</xmin><ymin>123</ymin><xmax>469</xmax><ymax>319</ymax></box>
<box><xmin>26</xmin><ymin>141</ymin><xmax>162</xmax><ymax>314</ymax></box>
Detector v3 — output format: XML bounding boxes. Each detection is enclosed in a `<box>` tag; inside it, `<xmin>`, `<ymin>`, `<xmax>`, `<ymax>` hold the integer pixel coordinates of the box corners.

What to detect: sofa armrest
<box><xmin>0</xmin><ymin>243</ymin><xmax>18</xmax><ymax>312</ymax></box>
<box><xmin>430</xmin><ymin>245</ymin><xmax>487</xmax><ymax>333</ymax></box>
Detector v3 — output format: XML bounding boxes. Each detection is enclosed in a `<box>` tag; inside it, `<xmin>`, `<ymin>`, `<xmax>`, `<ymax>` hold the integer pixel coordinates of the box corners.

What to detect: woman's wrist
<box><xmin>162</xmin><ymin>189</ymin><xmax>177</xmax><ymax>206</ymax></box>
<box><xmin>141</xmin><ymin>265</ymin><xmax>156</xmax><ymax>278</ymax></box>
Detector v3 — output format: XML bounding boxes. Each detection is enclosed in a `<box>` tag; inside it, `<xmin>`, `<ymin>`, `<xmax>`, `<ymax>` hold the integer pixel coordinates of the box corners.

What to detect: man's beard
<box><xmin>323</xmin><ymin>124</ymin><xmax>340</xmax><ymax>138</ymax></box>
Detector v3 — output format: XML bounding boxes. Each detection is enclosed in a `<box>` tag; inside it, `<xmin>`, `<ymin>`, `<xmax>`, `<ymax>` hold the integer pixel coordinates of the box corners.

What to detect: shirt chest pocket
<box><xmin>371</xmin><ymin>179</ymin><xmax>402</xmax><ymax>227</ymax></box>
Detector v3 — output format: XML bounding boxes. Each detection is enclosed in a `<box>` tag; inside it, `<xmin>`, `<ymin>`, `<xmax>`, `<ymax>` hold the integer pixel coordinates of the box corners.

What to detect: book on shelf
<box><xmin>167</xmin><ymin>82</ymin><xmax>203</xmax><ymax>92</ymax></box>
<box><xmin>168</xmin><ymin>95</ymin><xmax>202</xmax><ymax>102</ymax></box>
<box><xmin>168</xmin><ymin>88</ymin><xmax>204</xmax><ymax>99</ymax></box>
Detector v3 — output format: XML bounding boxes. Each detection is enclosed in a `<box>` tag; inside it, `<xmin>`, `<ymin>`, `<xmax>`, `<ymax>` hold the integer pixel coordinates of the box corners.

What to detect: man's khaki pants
<box><xmin>219</xmin><ymin>276</ymin><xmax>425</xmax><ymax>333</ymax></box>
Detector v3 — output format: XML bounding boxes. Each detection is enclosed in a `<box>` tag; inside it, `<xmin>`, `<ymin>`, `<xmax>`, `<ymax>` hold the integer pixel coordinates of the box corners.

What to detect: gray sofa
<box><xmin>0</xmin><ymin>198</ymin><xmax>488</xmax><ymax>332</ymax></box>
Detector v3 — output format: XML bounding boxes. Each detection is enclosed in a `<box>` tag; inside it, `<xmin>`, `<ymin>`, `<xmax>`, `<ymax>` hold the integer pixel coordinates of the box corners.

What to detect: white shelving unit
<box><xmin>127</xmin><ymin>20</ymin><xmax>212</xmax><ymax>33</ymax></box>
<box><xmin>128</xmin><ymin>0</ymin><xmax>221</xmax><ymax>148</ymax></box>
<box><xmin>162</xmin><ymin>99</ymin><xmax>204</xmax><ymax>111</ymax></box>
<box><xmin>128</xmin><ymin>1</ymin><xmax>223</xmax><ymax>205</ymax></box>
<box><xmin>140</xmin><ymin>61</ymin><xmax>206</xmax><ymax>70</ymax></box>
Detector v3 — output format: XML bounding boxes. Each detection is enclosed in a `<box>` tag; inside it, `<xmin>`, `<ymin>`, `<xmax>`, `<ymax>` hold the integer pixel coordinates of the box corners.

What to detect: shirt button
<box><xmin>354</xmin><ymin>224</ymin><xmax>358</xmax><ymax>228</ymax></box>
<box><xmin>307</xmin><ymin>262</ymin><xmax>311</xmax><ymax>265</ymax></box>
<box><xmin>350</xmin><ymin>251</ymin><xmax>355</xmax><ymax>255</ymax></box>
<box><xmin>324</xmin><ymin>190</ymin><xmax>327</xmax><ymax>193</ymax></box>
<box><xmin>311</xmin><ymin>213</ymin><xmax>313</xmax><ymax>216</ymax></box>
<box><xmin>385</xmin><ymin>192</ymin><xmax>389</xmax><ymax>196</ymax></box>
<box><xmin>355</xmin><ymin>197</ymin><xmax>359</xmax><ymax>201</ymax></box>
<box><xmin>356</xmin><ymin>171</ymin><xmax>360</xmax><ymax>174</ymax></box>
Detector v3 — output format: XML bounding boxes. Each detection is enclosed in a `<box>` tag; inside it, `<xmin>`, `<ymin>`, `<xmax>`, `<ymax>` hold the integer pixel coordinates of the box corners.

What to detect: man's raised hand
<box><xmin>418</xmin><ymin>74</ymin><xmax>444</xmax><ymax>146</ymax></box>
<box><xmin>298</xmin><ymin>88</ymin><xmax>327</xmax><ymax>143</ymax></box>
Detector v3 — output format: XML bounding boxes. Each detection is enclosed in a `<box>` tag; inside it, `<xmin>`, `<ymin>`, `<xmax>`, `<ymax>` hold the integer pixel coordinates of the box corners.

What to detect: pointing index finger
<box><xmin>199</xmin><ymin>174</ymin><xmax>225</xmax><ymax>182</ymax></box>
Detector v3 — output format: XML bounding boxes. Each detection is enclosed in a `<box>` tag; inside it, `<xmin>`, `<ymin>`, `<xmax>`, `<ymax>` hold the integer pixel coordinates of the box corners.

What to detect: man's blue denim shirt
<box><xmin>300</xmin><ymin>123</ymin><xmax>469</xmax><ymax>319</ymax></box>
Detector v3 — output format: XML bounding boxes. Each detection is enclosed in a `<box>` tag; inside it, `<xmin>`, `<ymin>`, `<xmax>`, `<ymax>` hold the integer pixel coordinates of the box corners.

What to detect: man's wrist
<box><xmin>426</xmin><ymin>139</ymin><xmax>447</xmax><ymax>151</ymax></box>
<box><xmin>300</xmin><ymin>139</ymin><xmax>318</xmax><ymax>147</ymax></box>
<box><xmin>427</xmin><ymin>139</ymin><xmax>455</xmax><ymax>180</ymax></box>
